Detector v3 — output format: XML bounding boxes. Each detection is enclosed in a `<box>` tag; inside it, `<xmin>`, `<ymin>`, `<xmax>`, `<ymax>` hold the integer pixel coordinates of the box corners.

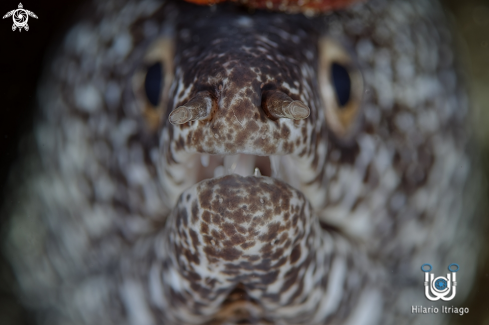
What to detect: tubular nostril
<box><xmin>286</xmin><ymin>101</ymin><xmax>310</xmax><ymax>119</ymax></box>
<box><xmin>169</xmin><ymin>91</ymin><xmax>215</xmax><ymax>125</ymax></box>
<box><xmin>262</xmin><ymin>89</ymin><xmax>310</xmax><ymax>120</ymax></box>
<box><xmin>169</xmin><ymin>106</ymin><xmax>191</xmax><ymax>125</ymax></box>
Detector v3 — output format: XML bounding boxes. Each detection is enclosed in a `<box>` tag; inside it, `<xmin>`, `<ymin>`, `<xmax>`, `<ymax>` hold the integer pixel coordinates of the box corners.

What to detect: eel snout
<box><xmin>157</xmin><ymin>9</ymin><xmax>329</xmax><ymax>209</ymax></box>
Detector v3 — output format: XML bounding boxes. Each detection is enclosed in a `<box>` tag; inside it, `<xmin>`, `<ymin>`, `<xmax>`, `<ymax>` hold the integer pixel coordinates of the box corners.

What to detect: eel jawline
<box><xmin>150</xmin><ymin>175</ymin><xmax>376</xmax><ymax>324</ymax></box>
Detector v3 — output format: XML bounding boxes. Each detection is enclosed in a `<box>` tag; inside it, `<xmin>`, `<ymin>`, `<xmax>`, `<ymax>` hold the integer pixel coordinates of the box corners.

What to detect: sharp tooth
<box><xmin>200</xmin><ymin>154</ymin><xmax>210</xmax><ymax>167</ymax></box>
<box><xmin>224</xmin><ymin>154</ymin><xmax>256</xmax><ymax>176</ymax></box>
<box><xmin>224</xmin><ymin>155</ymin><xmax>240</xmax><ymax>174</ymax></box>
<box><xmin>270</xmin><ymin>155</ymin><xmax>281</xmax><ymax>178</ymax></box>
<box><xmin>236</xmin><ymin>154</ymin><xmax>256</xmax><ymax>177</ymax></box>
<box><xmin>214</xmin><ymin>166</ymin><xmax>225</xmax><ymax>178</ymax></box>
<box><xmin>254</xmin><ymin>168</ymin><xmax>261</xmax><ymax>176</ymax></box>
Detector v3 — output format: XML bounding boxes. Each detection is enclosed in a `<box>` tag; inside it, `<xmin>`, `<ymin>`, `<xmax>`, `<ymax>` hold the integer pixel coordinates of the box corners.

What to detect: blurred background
<box><xmin>0</xmin><ymin>0</ymin><xmax>487</xmax><ymax>324</ymax></box>
<box><xmin>442</xmin><ymin>1</ymin><xmax>489</xmax><ymax>323</ymax></box>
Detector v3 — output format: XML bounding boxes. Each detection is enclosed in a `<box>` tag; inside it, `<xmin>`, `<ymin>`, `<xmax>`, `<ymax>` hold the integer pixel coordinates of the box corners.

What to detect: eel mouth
<box><xmin>157</xmin><ymin>112</ymin><xmax>319</xmax><ymax>211</ymax></box>
<box><xmin>182</xmin><ymin>152</ymin><xmax>307</xmax><ymax>204</ymax></box>
<box><xmin>195</xmin><ymin>154</ymin><xmax>272</xmax><ymax>181</ymax></box>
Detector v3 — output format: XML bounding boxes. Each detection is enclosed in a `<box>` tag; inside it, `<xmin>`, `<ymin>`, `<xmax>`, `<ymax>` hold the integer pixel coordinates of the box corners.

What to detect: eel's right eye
<box><xmin>331</xmin><ymin>62</ymin><xmax>351</xmax><ymax>108</ymax></box>
<box><xmin>318</xmin><ymin>37</ymin><xmax>364</xmax><ymax>141</ymax></box>
<box><xmin>144</xmin><ymin>62</ymin><xmax>163</xmax><ymax>107</ymax></box>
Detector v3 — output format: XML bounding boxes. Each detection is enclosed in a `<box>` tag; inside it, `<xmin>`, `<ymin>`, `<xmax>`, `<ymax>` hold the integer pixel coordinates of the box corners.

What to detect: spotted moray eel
<box><xmin>2</xmin><ymin>0</ymin><xmax>481</xmax><ymax>324</ymax></box>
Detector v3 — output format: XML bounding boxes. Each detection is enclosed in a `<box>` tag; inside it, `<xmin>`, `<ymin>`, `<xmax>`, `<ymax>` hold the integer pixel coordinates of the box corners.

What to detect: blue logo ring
<box><xmin>448</xmin><ymin>263</ymin><xmax>459</xmax><ymax>272</ymax></box>
<box><xmin>421</xmin><ymin>263</ymin><xmax>432</xmax><ymax>272</ymax></box>
<box><xmin>435</xmin><ymin>278</ymin><xmax>448</xmax><ymax>290</ymax></box>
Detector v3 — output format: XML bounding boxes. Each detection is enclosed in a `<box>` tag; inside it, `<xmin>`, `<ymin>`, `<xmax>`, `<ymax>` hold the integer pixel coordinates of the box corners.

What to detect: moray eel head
<box><xmin>157</xmin><ymin>5</ymin><xmax>351</xmax><ymax>211</ymax></box>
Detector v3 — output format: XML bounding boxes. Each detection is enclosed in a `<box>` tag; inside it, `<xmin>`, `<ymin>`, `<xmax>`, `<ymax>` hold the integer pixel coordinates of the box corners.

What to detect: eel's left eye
<box><xmin>144</xmin><ymin>62</ymin><xmax>163</xmax><ymax>107</ymax></box>
<box><xmin>133</xmin><ymin>38</ymin><xmax>174</xmax><ymax>130</ymax></box>
<box><xmin>318</xmin><ymin>37</ymin><xmax>363</xmax><ymax>140</ymax></box>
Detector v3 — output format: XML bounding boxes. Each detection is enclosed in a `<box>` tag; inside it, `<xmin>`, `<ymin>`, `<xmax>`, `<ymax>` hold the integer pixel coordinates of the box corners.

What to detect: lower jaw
<box><xmin>157</xmin><ymin>172</ymin><xmax>348</xmax><ymax>325</ymax></box>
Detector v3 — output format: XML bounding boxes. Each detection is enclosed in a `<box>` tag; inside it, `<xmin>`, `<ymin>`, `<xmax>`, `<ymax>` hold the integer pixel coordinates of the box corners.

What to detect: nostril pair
<box><xmin>169</xmin><ymin>89</ymin><xmax>310</xmax><ymax>125</ymax></box>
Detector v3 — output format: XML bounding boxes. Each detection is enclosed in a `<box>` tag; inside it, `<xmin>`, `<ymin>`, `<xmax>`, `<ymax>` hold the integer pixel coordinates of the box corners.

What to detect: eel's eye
<box><xmin>318</xmin><ymin>37</ymin><xmax>363</xmax><ymax>140</ymax></box>
<box><xmin>331</xmin><ymin>62</ymin><xmax>351</xmax><ymax>107</ymax></box>
<box><xmin>133</xmin><ymin>38</ymin><xmax>174</xmax><ymax>130</ymax></box>
<box><xmin>144</xmin><ymin>62</ymin><xmax>163</xmax><ymax>107</ymax></box>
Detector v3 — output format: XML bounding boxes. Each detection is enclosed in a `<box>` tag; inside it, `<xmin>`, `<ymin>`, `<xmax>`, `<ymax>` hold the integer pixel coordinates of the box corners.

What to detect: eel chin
<box><xmin>152</xmin><ymin>174</ymin><xmax>378</xmax><ymax>325</ymax></box>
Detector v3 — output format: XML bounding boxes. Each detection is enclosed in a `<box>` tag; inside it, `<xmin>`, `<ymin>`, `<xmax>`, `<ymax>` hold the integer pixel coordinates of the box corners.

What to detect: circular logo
<box><xmin>434</xmin><ymin>278</ymin><xmax>447</xmax><ymax>291</ymax></box>
<box><xmin>13</xmin><ymin>9</ymin><xmax>27</xmax><ymax>27</ymax></box>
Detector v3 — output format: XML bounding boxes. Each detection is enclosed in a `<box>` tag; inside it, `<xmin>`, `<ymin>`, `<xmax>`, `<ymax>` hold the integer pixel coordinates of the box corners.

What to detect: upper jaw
<box><xmin>157</xmin><ymin>78</ymin><xmax>326</xmax><ymax>210</ymax></box>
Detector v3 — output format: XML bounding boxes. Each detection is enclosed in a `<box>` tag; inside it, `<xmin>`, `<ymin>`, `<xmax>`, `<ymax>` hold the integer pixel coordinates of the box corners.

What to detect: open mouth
<box><xmin>157</xmin><ymin>110</ymin><xmax>316</xmax><ymax>210</ymax></box>
<box><xmin>195</xmin><ymin>154</ymin><xmax>272</xmax><ymax>181</ymax></box>
<box><xmin>174</xmin><ymin>151</ymin><xmax>306</xmax><ymax>200</ymax></box>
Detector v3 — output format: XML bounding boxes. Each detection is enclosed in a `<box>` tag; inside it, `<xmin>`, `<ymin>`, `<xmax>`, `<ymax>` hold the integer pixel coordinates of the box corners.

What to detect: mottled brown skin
<box><xmin>168</xmin><ymin>7</ymin><xmax>320</xmax><ymax>155</ymax></box>
<box><xmin>2</xmin><ymin>0</ymin><xmax>481</xmax><ymax>325</ymax></box>
<box><xmin>159</xmin><ymin>6</ymin><xmax>329</xmax><ymax>209</ymax></box>
<box><xmin>137</xmin><ymin>175</ymin><xmax>373</xmax><ymax>324</ymax></box>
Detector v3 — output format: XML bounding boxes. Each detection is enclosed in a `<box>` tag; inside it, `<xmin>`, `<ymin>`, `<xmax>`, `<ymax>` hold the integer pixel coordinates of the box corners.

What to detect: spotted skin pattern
<box><xmin>2</xmin><ymin>0</ymin><xmax>479</xmax><ymax>324</ymax></box>
<box><xmin>139</xmin><ymin>175</ymin><xmax>377</xmax><ymax>324</ymax></box>
<box><xmin>160</xmin><ymin>8</ymin><xmax>325</xmax><ymax>207</ymax></box>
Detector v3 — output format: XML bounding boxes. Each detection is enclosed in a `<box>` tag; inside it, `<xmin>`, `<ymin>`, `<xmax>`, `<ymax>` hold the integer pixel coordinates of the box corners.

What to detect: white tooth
<box><xmin>270</xmin><ymin>155</ymin><xmax>282</xmax><ymax>178</ymax></box>
<box><xmin>200</xmin><ymin>154</ymin><xmax>210</xmax><ymax>167</ymax></box>
<box><xmin>224</xmin><ymin>154</ymin><xmax>240</xmax><ymax>173</ymax></box>
<box><xmin>254</xmin><ymin>168</ymin><xmax>261</xmax><ymax>176</ymax></box>
<box><xmin>235</xmin><ymin>154</ymin><xmax>256</xmax><ymax>177</ymax></box>
<box><xmin>214</xmin><ymin>165</ymin><xmax>225</xmax><ymax>178</ymax></box>
<box><xmin>223</xmin><ymin>154</ymin><xmax>256</xmax><ymax>177</ymax></box>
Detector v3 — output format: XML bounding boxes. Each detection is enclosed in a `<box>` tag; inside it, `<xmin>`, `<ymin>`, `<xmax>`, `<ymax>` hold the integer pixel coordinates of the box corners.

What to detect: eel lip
<box><xmin>176</xmin><ymin>173</ymin><xmax>309</xmax><ymax>240</ymax></box>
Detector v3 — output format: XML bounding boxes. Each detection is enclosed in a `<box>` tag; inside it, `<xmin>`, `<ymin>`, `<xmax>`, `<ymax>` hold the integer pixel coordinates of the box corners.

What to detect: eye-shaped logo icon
<box><xmin>434</xmin><ymin>278</ymin><xmax>447</xmax><ymax>290</ymax></box>
<box><xmin>421</xmin><ymin>263</ymin><xmax>459</xmax><ymax>301</ymax></box>
<box><xmin>2</xmin><ymin>3</ymin><xmax>38</xmax><ymax>32</ymax></box>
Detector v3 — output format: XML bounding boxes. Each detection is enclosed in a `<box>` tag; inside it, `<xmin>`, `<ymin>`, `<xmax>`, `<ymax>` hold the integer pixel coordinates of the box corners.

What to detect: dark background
<box><xmin>0</xmin><ymin>1</ymin><xmax>87</xmax><ymax>324</ymax></box>
<box><xmin>0</xmin><ymin>0</ymin><xmax>487</xmax><ymax>324</ymax></box>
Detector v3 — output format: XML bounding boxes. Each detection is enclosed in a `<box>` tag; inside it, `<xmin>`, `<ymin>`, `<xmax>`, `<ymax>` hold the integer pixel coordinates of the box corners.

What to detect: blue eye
<box><xmin>144</xmin><ymin>62</ymin><xmax>163</xmax><ymax>107</ymax></box>
<box><xmin>331</xmin><ymin>62</ymin><xmax>351</xmax><ymax>107</ymax></box>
